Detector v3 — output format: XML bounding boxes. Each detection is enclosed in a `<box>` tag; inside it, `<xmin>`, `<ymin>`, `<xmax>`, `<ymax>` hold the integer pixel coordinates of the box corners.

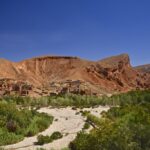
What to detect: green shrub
<box><xmin>50</xmin><ymin>131</ymin><xmax>63</xmax><ymax>140</ymax></box>
<box><xmin>36</xmin><ymin>135</ymin><xmax>52</xmax><ymax>145</ymax></box>
<box><xmin>36</xmin><ymin>131</ymin><xmax>63</xmax><ymax>145</ymax></box>
<box><xmin>83</xmin><ymin>123</ymin><xmax>90</xmax><ymax>130</ymax></box>
<box><xmin>6</xmin><ymin>120</ymin><xmax>17</xmax><ymax>132</ymax></box>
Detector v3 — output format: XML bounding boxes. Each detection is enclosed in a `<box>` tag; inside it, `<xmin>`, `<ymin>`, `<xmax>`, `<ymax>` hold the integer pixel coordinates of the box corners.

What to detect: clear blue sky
<box><xmin>0</xmin><ymin>0</ymin><xmax>150</xmax><ymax>66</ymax></box>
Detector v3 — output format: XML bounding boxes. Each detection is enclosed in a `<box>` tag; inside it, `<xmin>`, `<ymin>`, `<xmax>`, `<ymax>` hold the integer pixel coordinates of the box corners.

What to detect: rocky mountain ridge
<box><xmin>134</xmin><ymin>64</ymin><xmax>150</xmax><ymax>73</ymax></box>
<box><xmin>0</xmin><ymin>54</ymin><xmax>149</xmax><ymax>97</ymax></box>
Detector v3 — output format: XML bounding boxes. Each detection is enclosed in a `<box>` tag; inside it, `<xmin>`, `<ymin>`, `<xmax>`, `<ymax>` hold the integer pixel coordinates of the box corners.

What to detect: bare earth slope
<box><xmin>0</xmin><ymin>59</ymin><xmax>18</xmax><ymax>78</ymax></box>
<box><xmin>0</xmin><ymin>54</ymin><xmax>149</xmax><ymax>95</ymax></box>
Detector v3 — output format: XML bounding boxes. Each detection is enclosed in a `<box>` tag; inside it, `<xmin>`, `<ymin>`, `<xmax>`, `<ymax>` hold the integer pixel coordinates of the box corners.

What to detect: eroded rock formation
<box><xmin>0</xmin><ymin>54</ymin><xmax>149</xmax><ymax>97</ymax></box>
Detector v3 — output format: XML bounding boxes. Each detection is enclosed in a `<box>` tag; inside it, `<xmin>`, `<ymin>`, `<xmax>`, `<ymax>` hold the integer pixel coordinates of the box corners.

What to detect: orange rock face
<box><xmin>0</xmin><ymin>54</ymin><xmax>149</xmax><ymax>96</ymax></box>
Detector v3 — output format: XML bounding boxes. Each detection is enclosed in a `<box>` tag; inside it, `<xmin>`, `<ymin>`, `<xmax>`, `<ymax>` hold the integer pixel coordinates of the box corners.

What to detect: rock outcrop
<box><xmin>0</xmin><ymin>78</ymin><xmax>32</xmax><ymax>96</ymax></box>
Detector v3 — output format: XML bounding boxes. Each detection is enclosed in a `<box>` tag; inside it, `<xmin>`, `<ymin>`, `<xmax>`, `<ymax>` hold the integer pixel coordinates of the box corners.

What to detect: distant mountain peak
<box><xmin>98</xmin><ymin>53</ymin><xmax>131</xmax><ymax>68</ymax></box>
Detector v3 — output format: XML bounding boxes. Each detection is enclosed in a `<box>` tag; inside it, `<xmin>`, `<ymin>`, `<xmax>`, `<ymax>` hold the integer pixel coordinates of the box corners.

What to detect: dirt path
<box><xmin>4</xmin><ymin>106</ymin><xmax>109</xmax><ymax>150</ymax></box>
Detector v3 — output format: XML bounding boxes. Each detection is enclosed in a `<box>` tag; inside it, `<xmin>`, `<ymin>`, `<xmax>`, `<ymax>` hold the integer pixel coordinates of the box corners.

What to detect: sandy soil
<box><xmin>4</xmin><ymin>106</ymin><xmax>109</xmax><ymax>150</ymax></box>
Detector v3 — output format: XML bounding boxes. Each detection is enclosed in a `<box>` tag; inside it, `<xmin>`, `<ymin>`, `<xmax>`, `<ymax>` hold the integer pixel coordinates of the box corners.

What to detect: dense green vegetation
<box><xmin>0</xmin><ymin>101</ymin><xmax>53</xmax><ymax>146</ymax></box>
<box><xmin>0</xmin><ymin>90</ymin><xmax>149</xmax><ymax>149</ymax></box>
<box><xmin>69</xmin><ymin>90</ymin><xmax>150</xmax><ymax>150</ymax></box>
<box><xmin>36</xmin><ymin>131</ymin><xmax>63</xmax><ymax>145</ymax></box>
<box><xmin>1</xmin><ymin>90</ymin><xmax>149</xmax><ymax>108</ymax></box>
<box><xmin>1</xmin><ymin>94</ymin><xmax>104</xmax><ymax>108</ymax></box>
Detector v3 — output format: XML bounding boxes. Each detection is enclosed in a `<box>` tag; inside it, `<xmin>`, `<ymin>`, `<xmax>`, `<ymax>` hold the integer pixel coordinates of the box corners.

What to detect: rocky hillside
<box><xmin>134</xmin><ymin>64</ymin><xmax>150</xmax><ymax>73</ymax></box>
<box><xmin>0</xmin><ymin>54</ymin><xmax>149</xmax><ymax>97</ymax></box>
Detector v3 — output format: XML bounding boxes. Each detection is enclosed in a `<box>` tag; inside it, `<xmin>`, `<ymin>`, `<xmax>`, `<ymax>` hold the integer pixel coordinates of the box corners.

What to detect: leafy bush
<box><xmin>36</xmin><ymin>135</ymin><xmax>52</xmax><ymax>145</ymax></box>
<box><xmin>83</xmin><ymin>123</ymin><xmax>90</xmax><ymax>130</ymax></box>
<box><xmin>6</xmin><ymin>120</ymin><xmax>17</xmax><ymax>132</ymax></box>
<box><xmin>36</xmin><ymin>131</ymin><xmax>63</xmax><ymax>145</ymax></box>
<box><xmin>50</xmin><ymin>131</ymin><xmax>63</xmax><ymax>140</ymax></box>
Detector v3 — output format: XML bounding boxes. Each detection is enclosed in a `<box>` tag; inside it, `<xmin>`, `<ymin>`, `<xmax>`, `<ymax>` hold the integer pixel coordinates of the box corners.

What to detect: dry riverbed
<box><xmin>4</xmin><ymin>106</ymin><xmax>109</xmax><ymax>150</ymax></box>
